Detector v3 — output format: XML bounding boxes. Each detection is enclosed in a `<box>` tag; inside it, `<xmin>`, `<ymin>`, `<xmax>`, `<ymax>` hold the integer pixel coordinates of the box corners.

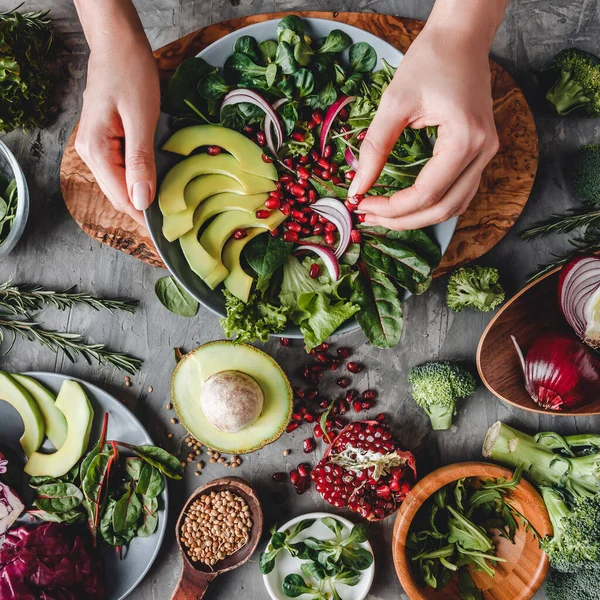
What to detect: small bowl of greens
<box><xmin>0</xmin><ymin>140</ymin><xmax>29</xmax><ymax>257</ymax></box>
<box><xmin>392</xmin><ymin>462</ymin><xmax>551</xmax><ymax>600</ymax></box>
<box><xmin>260</xmin><ymin>512</ymin><xmax>375</xmax><ymax>600</ymax></box>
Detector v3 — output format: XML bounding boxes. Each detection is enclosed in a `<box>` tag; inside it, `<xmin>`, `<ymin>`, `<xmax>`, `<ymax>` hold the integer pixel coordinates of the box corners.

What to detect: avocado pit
<box><xmin>200</xmin><ymin>370</ymin><xmax>264</xmax><ymax>433</ymax></box>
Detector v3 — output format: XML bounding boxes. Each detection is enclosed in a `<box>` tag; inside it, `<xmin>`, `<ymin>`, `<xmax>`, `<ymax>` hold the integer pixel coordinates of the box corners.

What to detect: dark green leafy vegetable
<box><xmin>234</xmin><ymin>35</ymin><xmax>262</xmax><ymax>64</ymax></box>
<box><xmin>34</xmin><ymin>482</ymin><xmax>83</xmax><ymax>513</ymax></box>
<box><xmin>275</xmin><ymin>42</ymin><xmax>299</xmax><ymax>75</ymax></box>
<box><xmin>162</xmin><ymin>57</ymin><xmax>216</xmax><ymax>116</ymax></box>
<box><xmin>349</xmin><ymin>42</ymin><xmax>377</xmax><ymax>73</ymax></box>
<box><xmin>259</xmin><ymin>40</ymin><xmax>278</xmax><ymax>64</ymax></box>
<box><xmin>112</xmin><ymin>480</ymin><xmax>142</xmax><ymax>533</ymax></box>
<box><xmin>318</xmin><ymin>30</ymin><xmax>352</xmax><ymax>54</ymax></box>
<box><xmin>0</xmin><ymin>178</ymin><xmax>18</xmax><ymax>246</ymax></box>
<box><xmin>244</xmin><ymin>234</ymin><xmax>293</xmax><ymax>291</ymax></box>
<box><xmin>123</xmin><ymin>443</ymin><xmax>184</xmax><ymax>480</ymax></box>
<box><xmin>155</xmin><ymin>276</ymin><xmax>199</xmax><ymax>317</ymax></box>
<box><xmin>259</xmin><ymin>518</ymin><xmax>317</xmax><ymax>574</ymax></box>
<box><xmin>277</xmin><ymin>15</ymin><xmax>305</xmax><ymax>39</ymax></box>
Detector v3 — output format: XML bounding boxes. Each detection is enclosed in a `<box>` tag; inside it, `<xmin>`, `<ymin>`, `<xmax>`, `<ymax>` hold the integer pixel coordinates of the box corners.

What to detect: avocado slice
<box><xmin>25</xmin><ymin>380</ymin><xmax>94</xmax><ymax>478</ymax></box>
<box><xmin>0</xmin><ymin>372</ymin><xmax>44</xmax><ymax>457</ymax></box>
<box><xmin>162</xmin><ymin>125</ymin><xmax>278</xmax><ymax>181</ymax></box>
<box><xmin>223</xmin><ymin>228</ymin><xmax>266</xmax><ymax>302</ymax></box>
<box><xmin>171</xmin><ymin>341</ymin><xmax>292</xmax><ymax>454</ymax></box>
<box><xmin>12</xmin><ymin>374</ymin><xmax>67</xmax><ymax>450</ymax></box>
<box><xmin>158</xmin><ymin>153</ymin><xmax>276</xmax><ymax>215</ymax></box>
<box><xmin>164</xmin><ymin>190</ymin><xmax>267</xmax><ymax>242</ymax></box>
<box><xmin>180</xmin><ymin>208</ymin><xmax>285</xmax><ymax>289</ymax></box>
<box><xmin>162</xmin><ymin>174</ymin><xmax>245</xmax><ymax>241</ymax></box>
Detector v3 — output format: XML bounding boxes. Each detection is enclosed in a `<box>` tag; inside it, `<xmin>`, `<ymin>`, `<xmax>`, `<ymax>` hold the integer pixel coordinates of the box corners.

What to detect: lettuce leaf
<box><xmin>221</xmin><ymin>289</ymin><xmax>289</xmax><ymax>344</ymax></box>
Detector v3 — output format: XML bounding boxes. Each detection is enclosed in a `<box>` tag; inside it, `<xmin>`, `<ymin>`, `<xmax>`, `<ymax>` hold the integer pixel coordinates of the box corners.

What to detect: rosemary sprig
<box><xmin>0</xmin><ymin>281</ymin><xmax>138</xmax><ymax>316</ymax></box>
<box><xmin>0</xmin><ymin>316</ymin><xmax>142</xmax><ymax>375</ymax></box>
<box><xmin>521</xmin><ymin>209</ymin><xmax>600</xmax><ymax>240</ymax></box>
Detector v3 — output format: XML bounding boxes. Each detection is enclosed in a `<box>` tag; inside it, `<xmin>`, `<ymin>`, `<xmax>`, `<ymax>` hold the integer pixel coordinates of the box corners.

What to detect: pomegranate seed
<box><xmin>350</xmin><ymin>230</ymin><xmax>362</xmax><ymax>243</ymax></box>
<box><xmin>243</xmin><ymin>125</ymin><xmax>254</xmax><ymax>134</ymax></box>
<box><xmin>324</xmin><ymin>232</ymin><xmax>335</xmax><ymax>245</ymax></box>
<box><xmin>340</xmin><ymin>124</ymin><xmax>351</xmax><ymax>139</ymax></box>
<box><xmin>265</xmin><ymin>198</ymin><xmax>281</xmax><ymax>210</ymax></box>
<box><xmin>303</xmin><ymin>413</ymin><xmax>315</xmax><ymax>423</ymax></box>
<box><xmin>332</xmin><ymin>176</ymin><xmax>343</xmax><ymax>184</ymax></box>
<box><xmin>255</xmin><ymin>209</ymin><xmax>271</xmax><ymax>219</ymax></box>
<box><xmin>298</xmin><ymin>154</ymin><xmax>309</xmax><ymax>164</ymax></box>
<box><xmin>344</xmin><ymin>200</ymin><xmax>357</xmax><ymax>213</ymax></box>
<box><xmin>339</xmin><ymin>107</ymin><xmax>349</xmax><ymax>120</ymax></box>
<box><xmin>390</xmin><ymin>480</ymin><xmax>401</xmax><ymax>492</ymax></box>
<box><xmin>296</xmin><ymin>195</ymin><xmax>308</xmax><ymax>204</ymax></box>
<box><xmin>307</xmin><ymin>120</ymin><xmax>316</xmax><ymax>130</ymax></box>
<box><xmin>317</xmin><ymin>157</ymin><xmax>330</xmax><ymax>170</ymax></box>
<box><xmin>291</xmin><ymin>131</ymin><xmax>306</xmax><ymax>142</ymax></box>
<box><xmin>283</xmin><ymin>157</ymin><xmax>294</xmax><ymax>169</ymax></box>
<box><xmin>309</xmin><ymin>213</ymin><xmax>318</xmax><ymax>226</ymax></box>
<box><xmin>272</xmin><ymin>472</ymin><xmax>286</xmax><ymax>482</ymax></box>
<box><xmin>275</xmin><ymin>181</ymin><xmax>283</xmax><ymax>190</ymax></box>
<box><xmin>312</xmin><ymin>223</ymin><xmax>323</xmax><ymax>235</ymax></box>
<box><xmin>291</xmin><ymin>184</ymin><xmax>305</xmax><ymax>197</ymax></box>
<box><xmin>345</xmin><ymin>170</ymin><xmax>356</xmax><ymax>181</ymax></box>
<box><xmin>286</xmin><ymin>422</ymin><xmax>300</xmax><ymax>433</ymax></box>
<box><xmin>256</xmin><ymin>132</ymin><xmax>266</xmax><ymax>146</ymax></box>
<box><xmin>376</xmin><ymin>484</ymin><xmax>391</xmax><ymax>498</ymax></box>
<box><xmin>286</xmin><ymin>222</ymin><xmax>302</xmax><ymax>233</ymax></box>
<box><xmin>289</xmin><ymin>469</ymin><xmax>299</xmax><ymax>485</ymax></box>
<box><xmin>348</xmin><ymin>194</ymin><xmax>363</xmax><ymax>206</ymax></box>
<box><xmin>357</xmin><ymin>129</ymin><xmax>367</xmax><ymax>141</ymax></box>
<box><xmin>291</xmin><ymin>412</ymin><xmax>302</xmax><ymax>422</ymax></box>
<box><xmin>353</xmin><ymin>401</ymin><xmax>362</xmax><ymax>413</ymax></box>
<box><xmin>337</xmin><ymin>399</ymin><xmax>348</xmax><ymax>415</ymax></box>
<box><xmin>301</xmin><ymin>226</ymin><xmax>311</xmax><ymax>235</ymax></box>
<box><xmin>269</xmin><ymin>190</ymin><xmax>283</xmax><ymax>199</ymax></box>
<box><xmin>299</xmin><ymin>406</ymin><xmax>308</xmax><ymax>416</ymax></box>
<box><xmin>270</xmin><ymin>227</ymin><xmax>280</xmax><ymax>237</ymax></box>
<box><xmin>319</xmin><ymin>399</ymin><xmax>330</xmax><ymax>409</ymax></box>
<box><xmin>311</xmin><ymin>364</ymin><xmax>326</xmax><ymax>372</ymax></box>
<box><xmin>361</xmin><ymin>400</ymin><xmax>373</xmax><ymax>410</ymax></box>
<box><xmin>207</xmin><ymin>145</ymin><xmax>221</xmax><ymax>156</ymax></box>
<box><xmin>303</xmin><ymin>438</ymin><xmax>315</xmax><ymax>453</ymax></box>
<box><xmin>233</xmin><ymin>228</ymin><xmax>247</xmax><ymax>240</ymax></box>
<box><xmin>363</xmin><ymin>390</ymin><xmax>377</xmax><ymax>400</ymax></box>
<box><xmin>297</xmin><ymin>166</ymin><xmax>310</xmax><ymax>179</ymax></box>
<box><xmin>261</xmin><ymin>153</ymin><xmax>273</xmax><ymax>163</ymax></box>
<box><xmin>328</xmin><ymin>359</ymin><xmax>340</xmax><ymax>370</ymax></box>
<box><xmin>337</xmin><ymin>347</ymin><xmax>351</xmax><ymax>359</ymax></box>
<box><xmin>376</xmin><ymin>413</ymin><xmax>386</xmax><ymax>422</ymax></box>
<box><xmin>280</xmin><ymin>174</ymin><xmax>292</xmax><ymax>183</ymax></box>
<box><xmin>312</xmin><ymin>109</ymin><xmax>324</xmax><ymax>124</ymax></box>
<box><xmin>347</xmin><ymin>362</ymin><xmax>362</xmax><ymax>374</ymax></box>
<box><xmin>357</xmin><ymin>213</ymin><xmax>366</xmax><ymax>223</ymax></box>
<box><xmin>324</xmin><ymin>222</ymin><xmax>337</xmax><ymax>233</ymax></box>
<box><xmin>307</xmin><ymin>389</ymin><xmax>319</xmax><ymax>400</ymax></box>
<box><xmin>346</xmin><ymin>390</ymin><xmax>357</xmax><ymax>402</ymax></box>
<box><xmin>314</xmin><ymin>353</ymin><xmax>328</xmax><ymax>366</ymax></box>
<box><xmin>280</xmin><ymin>203</ymin><xmax>292</xmax><ymax>216</ymax></box>
<box><xmin>307</xmin><ymin>263</ymin><xmax>320</xmax><ymax>279</ymax></box>
<box><xmin>280</xmin><ymin>337</ymin><xmax>290</xmax><ymax>347</ymax></box>
<box><xmin>337</xmin><ymin>377</ymin><xmax>350</xmax><ymax>388</ymax></box>
<box><xmin>311</xmin><ymin>150</ymin><xmax>320</xmax><ymax>161</ymax></box>
<box><xmin>308</xmin><ymin>190</ymin><xmax>317</xmax><ymax>203</ymax></box>
<box><xmin>320</xmin><ymin>170</ymin><xmax>331</xmax><ymax>181</ymax></box>
<box><xmin>334</xmin><ymin>418</ymin><xmax>344</xmax><ymax>429</ymax></box>
<box><xmin>322</xmin><ymin>145</ymin><xmax>333</xmax><ymax>158</ymax></box>
<box><xmin>298</xmin><ymin>463</ymin><xmax>311</xmax><ymax>477</ymax></box>
<box><xmin>294</xmin><ymin>388</ymin><xmax>305</xmax><ymax>399</ymax></box>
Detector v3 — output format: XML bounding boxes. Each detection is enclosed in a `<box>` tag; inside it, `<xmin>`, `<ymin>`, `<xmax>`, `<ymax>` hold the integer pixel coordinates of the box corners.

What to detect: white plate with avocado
<box><xmin>0</xmin><ymin>371</ymin><xmax>168</xmax><ymax>600</ymax></box>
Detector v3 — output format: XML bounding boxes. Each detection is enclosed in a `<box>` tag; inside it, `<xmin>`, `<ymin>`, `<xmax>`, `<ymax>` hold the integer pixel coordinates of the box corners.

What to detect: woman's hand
<box><xmin>350</xmin><ymin>3</ymin><xmax>506</xmax><ymax>230</ymax></box>
<box><xmin>74</xmin><ymin>0</ymin><xmax>159</xmax><ymax>226</ymax></box>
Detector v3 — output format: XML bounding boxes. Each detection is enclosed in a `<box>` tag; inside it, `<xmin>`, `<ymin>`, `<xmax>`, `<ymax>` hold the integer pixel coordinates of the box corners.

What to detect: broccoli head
<box><xmin>407</xmin><ymin>361</ymin><xmax>476</xmax><ymax>430</ymax></box>
<box><xmin>546</xmin><ymin>562</ymin><xmax>600</xmax><ymax>600</ymax></box>
<box><xmin>546</xmin><ymin>48</ymin><xmax>600</xmax><ymax>117</ymax></box>
<box><xmin>567</xmin><ymin>144</ymin><xmax>600</xmax><ymax>205</ymax></box>
<box><xmin>540</xmin><ymin>488</ymin><xmax>600</xmax><ymax>572</ymax></box>
<box><xmin>446</xmin><ymin>266</ymin><xmax>505</xmax><ymax>312</ymax></box>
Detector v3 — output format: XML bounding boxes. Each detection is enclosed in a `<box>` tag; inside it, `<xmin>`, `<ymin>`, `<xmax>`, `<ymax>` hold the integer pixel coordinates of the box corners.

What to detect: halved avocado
<box><xmin>12</xmin><ymin>374</ymin><xmax>67</xmax><ymax>450</ymax></box>
<box><xmin>223</xmin><ymin>228</ymin><xmax>266</xmax><ymax>302</ymax></box>
<box><xmin>162</xmin><ymin>174</ymin><xmax>245</xmax><ymax>241</ymax></box>
<box><xmin>159</xmin><ymin>154</ymin><xmax>276</xmax><ymax>215</ymax></box>
<box><xmin>0</xmin><ymin>372</ymin><xmax>44</xmax><ymax>457</ymax></box>
<box><xmin>180</xmin><ymin>208</ymin><xmax>284</xmax><ymax>289</ymax></box>
<box><xmin>24</xmin><ymin>380</ymin><xmax>94</xmax><ymax>478</ymax></box>
<box><xmin>171</xmin><ymin>341</ymin><xmax>292</xmax><ymax>454</ymax></box>
<box><xmin>162</xmin><ymin>125</ymin><xmax>278</xmax><ymax>181</ymax></box>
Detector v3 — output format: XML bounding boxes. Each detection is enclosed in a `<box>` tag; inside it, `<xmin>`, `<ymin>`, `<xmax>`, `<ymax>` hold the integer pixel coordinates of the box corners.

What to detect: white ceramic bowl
<box><xmin>262</xmin><ymin>511</ymin><xmax>375</xmax><ymax>600</ymax></box>
<box><xmin>0</xmin><ymin>139</ymin><xmax>29</xmax><ymax>258</ymax></box>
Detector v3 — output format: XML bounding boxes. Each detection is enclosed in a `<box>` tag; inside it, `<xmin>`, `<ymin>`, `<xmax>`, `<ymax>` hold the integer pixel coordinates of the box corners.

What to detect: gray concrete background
<box><xmin>1</xmin><ymin>1</ymin><xmax>599</xmax><ymax>598</ymax></box>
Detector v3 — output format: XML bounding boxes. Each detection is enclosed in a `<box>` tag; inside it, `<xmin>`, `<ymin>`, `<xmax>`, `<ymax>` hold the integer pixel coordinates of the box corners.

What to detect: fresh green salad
<box><xmin>160</xmin><ymin>15</ymin><xmax>443</xmax><ymax>350</ymax></box>
<box><xmin>0</xmin><ymin>174</ymin><xmax>18</xmax><ymax>247</ymax></box>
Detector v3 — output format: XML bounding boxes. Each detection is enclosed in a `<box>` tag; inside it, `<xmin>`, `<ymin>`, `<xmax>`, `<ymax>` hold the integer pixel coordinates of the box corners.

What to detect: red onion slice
<box><xmin>311</xmin><ymin>198</ymin><xmax>353</xmax><ymax>258</ymax></box>
<box><xmin>221</xmin><ymin>89</ymin><xmax>283</xmax><ymax>154</ymax></box>
<box><xmin>321</xmin><ymin>95</ymin><xmax>356</xmax><ymax>155</ymax></box>
<box><xmin>295</xmin><ymin>243</ymin><xmax>340</xmax><ymax>281</ymax></box>
<box><xmin>345</xmin><ymin>147</ymin><xmax>359</xmax><ymax>171</ymax></box>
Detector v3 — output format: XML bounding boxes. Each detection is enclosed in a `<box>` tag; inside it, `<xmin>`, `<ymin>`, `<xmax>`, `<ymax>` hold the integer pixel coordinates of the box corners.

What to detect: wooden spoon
<box><xmin>170</xmin><ymin>476</ymin><xmax>263</xmax><ymax>600</ymax></box>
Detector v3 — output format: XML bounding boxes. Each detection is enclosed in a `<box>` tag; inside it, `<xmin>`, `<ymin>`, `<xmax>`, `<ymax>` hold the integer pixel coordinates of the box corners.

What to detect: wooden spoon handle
<box><xmin>170</xmin><ymin>567</ymin><xmax>216</xmax><ymax>600</ymax></box>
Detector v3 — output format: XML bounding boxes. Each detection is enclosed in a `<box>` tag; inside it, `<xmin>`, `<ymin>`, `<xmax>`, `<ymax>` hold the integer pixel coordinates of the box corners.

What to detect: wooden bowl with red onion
<box><xmin>477</xmin><ymin>256</ymin><xmax>600</xmax><ymax>416</ymax></box>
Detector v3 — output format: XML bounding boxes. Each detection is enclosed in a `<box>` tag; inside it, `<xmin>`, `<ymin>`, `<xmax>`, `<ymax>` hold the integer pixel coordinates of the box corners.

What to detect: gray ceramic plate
<box><xmin>145</xmin><ymin>17</ymin><xmax>457</xmax><ymax>338</ymax></box>
<box><xmin>0</xmin><ymin>372</ymin><xmax>168</xmax><ymax>600</ymax></box>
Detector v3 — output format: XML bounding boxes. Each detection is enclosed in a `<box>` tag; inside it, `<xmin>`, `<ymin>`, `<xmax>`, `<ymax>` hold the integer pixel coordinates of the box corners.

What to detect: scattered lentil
<box><xmin>167</xmin><ymin>433</ymin><xmax>174</xmax><ymax>439</ymax></box>
<box><xmin>171</xmin><ymin>418</ymin><xmax>178</xmax><ymax>425</ymax></box>
<box><xmin>283</xmin><ymin>449</ymin><xmax>291</xmax><ymax>456</ymax></box>
<box><xmin>124</xmin><ymin>376</ymin><xmax>131</xmax><ymax>388</ymax></box>
<box><xmin>148</xmin><ymin>386</ymin><xmax>153</xmax><ymax>393</ymax></box>
<box><xmin>166</xmin><ymin>403</ymin><xmax>173</xmax><ymax>410</ymax></box>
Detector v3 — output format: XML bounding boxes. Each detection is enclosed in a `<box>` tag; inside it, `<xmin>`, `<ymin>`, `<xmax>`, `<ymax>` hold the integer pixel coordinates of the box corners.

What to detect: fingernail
<box><xmin>347</xmin><ymin>174</ymin><xmax>362</xmax><ymax>198</ymax></box>
<box><xmin>132</xmin><ymin>181</ymin><xmax>152</xmax><ymax>211</ymax></box>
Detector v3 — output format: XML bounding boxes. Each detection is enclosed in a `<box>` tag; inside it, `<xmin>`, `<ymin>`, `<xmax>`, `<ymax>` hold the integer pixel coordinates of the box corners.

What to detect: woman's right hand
<box><xmin>75</xmin><ymin>37</ymin><xmax>160</xmax><ymax>226</ymax></box>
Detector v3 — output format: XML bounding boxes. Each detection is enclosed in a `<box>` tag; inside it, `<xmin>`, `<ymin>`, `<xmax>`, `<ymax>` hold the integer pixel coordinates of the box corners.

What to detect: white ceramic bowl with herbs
<box><xmin>261</xmin><ymin>511</ymin><xmax>375</xmax><ymax>600</ymax></box>
<box><xmin>0</xmin><ymin>139</ymin><xmax>29</xmax><ymax>257</ymax></box>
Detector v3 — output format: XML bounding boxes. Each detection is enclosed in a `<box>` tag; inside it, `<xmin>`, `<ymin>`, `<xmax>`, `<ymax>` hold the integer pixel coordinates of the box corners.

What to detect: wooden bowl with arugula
<box><xmin>392</xmin><ymin>462</ymin><xmax>551</xmax><ymax>600</ymax></box>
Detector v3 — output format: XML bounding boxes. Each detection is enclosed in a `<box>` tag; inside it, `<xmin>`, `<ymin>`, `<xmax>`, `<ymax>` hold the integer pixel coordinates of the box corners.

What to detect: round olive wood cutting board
<box><xmin>59</xmin><ymin>11</ymin><xmax>538</xmax><ymax>271</ymax></box>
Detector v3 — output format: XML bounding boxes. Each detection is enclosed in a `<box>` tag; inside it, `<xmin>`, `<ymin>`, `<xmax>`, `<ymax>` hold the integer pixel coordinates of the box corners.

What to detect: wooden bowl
<box><xmin>170</xmin><ymin>477</ymin><xmax>263</xmax><ymax>600</ymax></box>
<box><xmin>477</xmin><ymin>266</ymin><xmax>600</xmax><ymax>415</ymax></box>
<box><xmin>392</xmin><ymin>462</ymin><xmax>551</xmax><ymax>600</ymax></box>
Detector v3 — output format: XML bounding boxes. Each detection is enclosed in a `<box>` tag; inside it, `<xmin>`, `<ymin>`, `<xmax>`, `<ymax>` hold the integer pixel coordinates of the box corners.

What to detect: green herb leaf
<box><xmin>233</xmin><ymin>35</ymin><xmax>262</xmax><ymax>64</ymax></box>
<box><xmin>317</xmin><ymin>30</ymin><xmax>352</xmax><ymax>54</ymax></box>
<box><xmin>275</xmin><ymin>42</ymin><xmax>299</xmax><ymax>75</ymax></box>
<box><xmin>131</xmin><ymin>444</ymin><xmax>184</xmax><ymax>480</ymax></box>
<box><xmin>162</xmin><ymin>57</ymin><xmax>216</xmax><ymax>115</ymax></box>
<box><xmin>112</xmin><ymin>481</ymin><xmax>142</xmax><ymax>533</ymax></box>
<box><xmin>33</xmin><ymin>508</ymin><xmax>87</xmax><ymax>524</ymax></box>
<box><xmin>155</xmin><ymin>276</ymin><xmax>198</xmax><ymax>317</ymax></box>
<box><xmin>277</xmin><ymin>15</ymin><xmax>305</xmax><ymax>40</ymax></box>
<box><xmin>349</xmin><ymin>42</ymin><xmax>377</xmax><ymax>73</ymax></box>
<box><xmin>138</xmin><ymin>495</ymin><xmax>159</xmax><ymax>537</ymax></box>
<box><xmin>136</xmin><ymin>463</ymin><xmax>165</xmax><ymax>498</ymax></box>
<box><xmin>259</xmin><ymin>40</ymin><xmax>278</xmax><ymax>64</ymax></box>
<box><xmin>35</xmin><ymin>482</ymin><xmax>83</xmax><ymax>513</ymax></box>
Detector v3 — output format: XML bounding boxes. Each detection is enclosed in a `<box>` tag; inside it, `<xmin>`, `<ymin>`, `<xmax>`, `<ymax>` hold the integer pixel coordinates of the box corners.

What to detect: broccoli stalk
<box><xmin>483</xmin><ymin>422</ymin><xmax>600</xmax><ymax>572</ymax></box>
<box><xmin>446</xmin><ymin>266</ymin><xmax>505</xmax><ymax>313</ymax></box>
<box><xmin>407</xmin><ymin>361</ymin><xmax>476</xmax><ymax>430</ymax></box>
<box><xmin>545</xmin><ymin>48</ymin><xmax>600</xmax><ymax>118</ymax></box>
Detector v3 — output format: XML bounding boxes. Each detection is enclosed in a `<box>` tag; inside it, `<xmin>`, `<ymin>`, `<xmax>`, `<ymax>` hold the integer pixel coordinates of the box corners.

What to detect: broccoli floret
<box><xmin>567</xmin><ymin>144</ymin><xmax>600</xmax><ymax>205</ymax></box>
<box><xmin>446</xmin><ymin>266</ymin><xmax>505</xmax><ymax>312</ymax></box>
<box><xmin>407</xmin><ymin>361</ymin><xmax>476</xmax><ymax>430</ymax></box>
<box><xmin>546</xmin><ymin>563</ymin><xmax>600</xmax><ymax>600</ymax></box>
<box><xmin>546</xmin><ymin>48</ymin><xmax>600</xmax><ymax>117</ymax></box>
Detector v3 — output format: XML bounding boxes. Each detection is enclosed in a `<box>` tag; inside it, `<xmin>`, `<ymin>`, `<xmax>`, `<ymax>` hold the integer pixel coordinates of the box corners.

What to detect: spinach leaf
<box><xmin>332</xmin><ymin>569</ymin><xmax>361</xmax><ymax>586</ymax></box>
<box><xmin>352</xmin><ymin>263</ymin><xmax>403</xmax><ymax>348</ymax></box>
<box><xmin>162</xmin><ymin>57</ymin><xmax>216</xmax><ymax>115</ymax></box>
<box><xmin>277</xmin><ymin>77</ymin><xmax>295</xmax><ymax>99</ymax></box>
<box><xmin>259</xmin><ymin>548</ymin><xmax>279</xmax><ymax>574</ymax></box>
<box><xmin>280</xmin><ymin>102</ymin><xmax>299</xmax><ymax>136</ymax></box>
<box><xmin>81</xmin><ymin>452</ymin><xmax>112</xmax><ymax>504</ymax></box>
<box><xmin>279</xmin><ymin>29</ymin><xmax>301</xmax><ymax>46</ymax></box>
<box><xmin>301</xmin><ymin>561</ymin><xmax>327</xmax><ymax>581</ymax></box>
<box><xmin>345</xmin><ymin>523</ymin><xmax>369</xmax><ymax>545</ymax></box>
<box><xmin>259</xmin><ymin>40</ymin><xmax>278</xmax><ymax>64</ymax></box>
<box><xmin>322</xmin><ymin>516</ymin><xmax>344</xmax><ymax>540</ymax></box>
<box><xmin>220</xmin><ymin>103</ymin><xmax>245</xmax><ymax>130</ymax></box>
<box><xmin>349</xmin><ymin>42</ymin><xmax>377</xmax><ymax>73</ymax></box>
<box><xmin>282</xmin><ymin>574</ymin><xmax>325</xmax><ymax>599</ymax></box>
<box><xmin>310</xmin><ymin>54</ymin><xmax>335</xmax><ymax>88</ymax></box>
<box><xmin>333</xmin><ymin>63</ymin><xmax>346</xmax><ymax>85</ymax></box>
<box><xmin>155</xmin><ymin>276</ymin><xmax>199</xmax><ymax>317</ymax></box>
<box><xmin>309</xmin><ymin>81</ymin><xmax>337</xmax><ymax>110</ymax></box>
<box><xmin>266</xmin><ymin>62</ymin><xmax>278</xmax><ymax>87</ymax></box>
<box><xmin>341</xmin><ymin>72</ymin><xmax>364</xmax><ymax>96</ymax></box>
<box><xmin>291</xmin><ymin>69</ymin><xmax>314</xmax><ymax>98</ymax></box>
<box><xmin>224</xmin><ymin>53</ymin><xmax>267</xmax><ymax>83</ymax></box>
<box><xmin>293</xmin><ymin>40</ymin><xmax>313</xmax><ymax>66</ymax></box>
<box><xmin>35</xmin><ymin>482</ymin><xmax>83</xmax><ymax>513</ymax></box>
<box><xmin>113</xmin><ymin>480</ymin><xmax>142</xmax><ymax>533</ymax></box>
<box><xmin>348</xmin><ymin>96</ymin><xmax>376</xmax><ymax>128</ymax></box>
<box><xmin>275</xmin><ymin>42</ymin><xmax>298</xmax><ymax>75</ymax></box>
<box><xmin>124</xmin><ymin>456</ymin><xmax>143</xmax><ymax>481</ymax></box>
<box><xmin>317</xmin><ymin>30</ymin><xmax>352</xmax><ymax>54</ymax></box>
<box><xmin>138</xmin><ymin>495</ymin><xmax>159</xmax><ymax>537</ymax></box>
<box><xmin>198</xmin><ymin>73</ymin><xmax>232</xmax><ymax>101</ymax></box>
<box><xmin>277</xmin><ymin>15</ymin><xmax>305</xmax><ymax>40</ymax></box>
<box><xmin>340</xmin><ymin>545</ymin><xmax>374</xmax><ymax>570</ymax></box>
<box><xmin>33</xmin><ymin>508</ymin><xmax>87</xmax><ymax>524</ymax></box>
<box><xmin>136</xmin><ymin>463</ymin><xmax>165</xmax><ymax>498</ymax></box>
<box><xmin>100</xmin><ymin>498</ymin><xmax>136</xmax><ymax>547</ymax></box>
<box><xmin>131</xmin><ymin>444</ymin><xmax>184</xmax><ymax>479</ymax></box>
<box><xmin>29</xmin><ymin>464</ymin><xmax>79</xmax><ymax>488</ymax></box>
<box><xmin>244</xmin><ymin>234</ymin><xmax>293</xmax><ymax>285</ymax></box>
<box><xmin>233</xmin><ymin>35</ymin><xmax>262</xmax><ymax>64</ymax></box>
